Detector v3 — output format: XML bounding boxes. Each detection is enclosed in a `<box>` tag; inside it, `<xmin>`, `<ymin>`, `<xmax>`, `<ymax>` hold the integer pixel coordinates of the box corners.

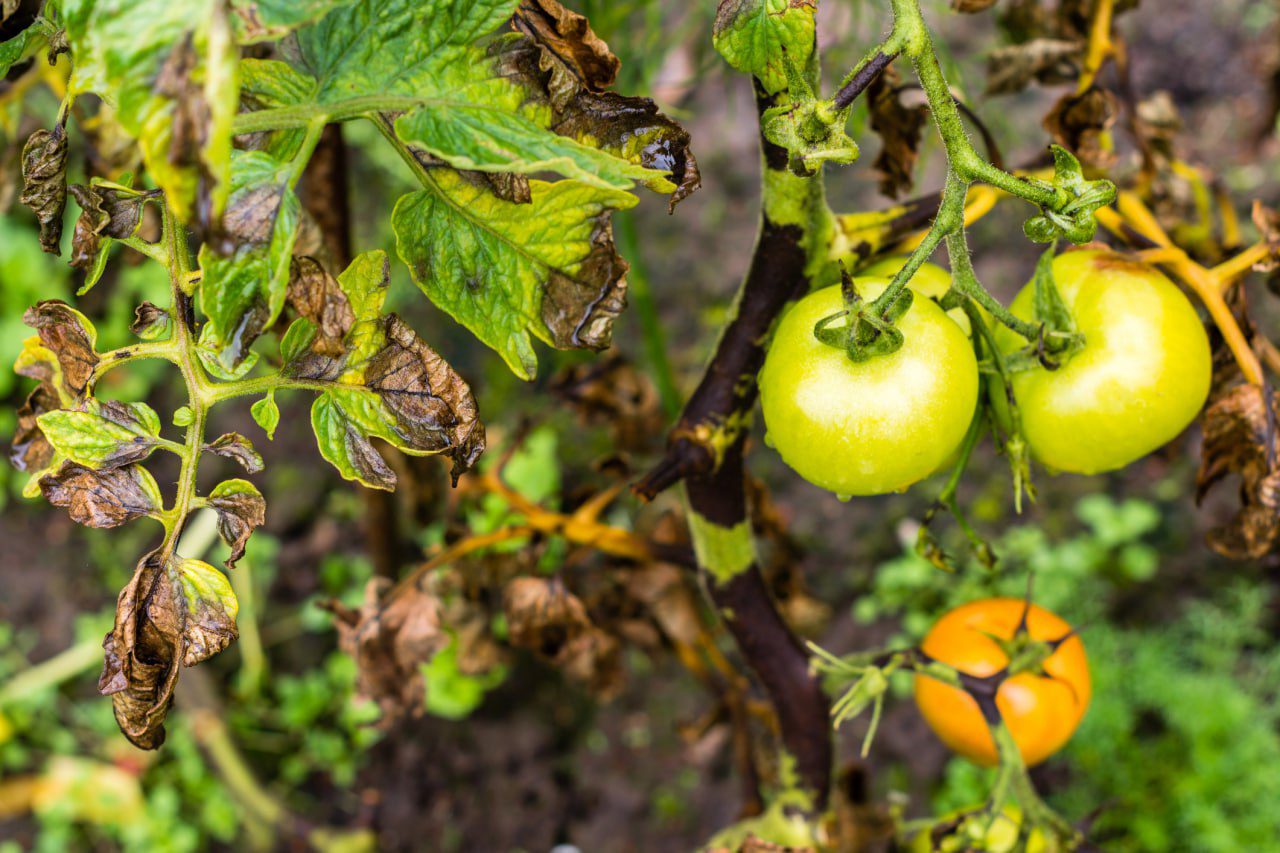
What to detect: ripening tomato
<box><xmin>913</xmin><ymin>598</ymin><xmax>1090</xmax><ymax>767</ymax></box>
<box><xmin>758</xmin><ymin>278</ymin><xmax>979</xmax><ymax>496</ymax></box>
<box><xmin>994</xmin><ymin>249</ymin><xmax>1211</xmax><ymax>475</ymax></box>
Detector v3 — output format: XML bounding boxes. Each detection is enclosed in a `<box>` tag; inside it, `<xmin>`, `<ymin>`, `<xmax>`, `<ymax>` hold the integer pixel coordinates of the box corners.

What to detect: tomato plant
<box><xmin>913</xmin><ymin>598</ymin><xmax>1091</xmax><ymax>767</ymax></box>
<box><xmin>1</xmin><ymin>0</ymin><xmax>1277</xmax><ymax>849</ymax></box>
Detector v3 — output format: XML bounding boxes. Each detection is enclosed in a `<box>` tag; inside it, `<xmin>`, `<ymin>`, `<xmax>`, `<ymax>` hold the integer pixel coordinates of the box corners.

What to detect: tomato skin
<box><xmin>913</xmin><ymin>598</ymin><xmax>1090</xmax><ymax>767</ymax></box>
<box><xmin>994</xmin><ymin>249</ymin><xmax>1211</xmax><ymax>475</ymax></box>
<box><xmin>759</xmin><ymin>278</ymin><xmax>979</xmax><ymax>496</ymax></box>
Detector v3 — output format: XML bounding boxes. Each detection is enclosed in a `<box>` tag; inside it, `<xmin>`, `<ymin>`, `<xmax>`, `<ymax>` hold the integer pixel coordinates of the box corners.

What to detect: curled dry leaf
<box><xmin>130</xmin><ymin>302</ymin><xmax>171</xmax><ymax>340</ymax></box>
<box><xmin>1251</xmin><ymin>201</ymin><xmax>1280</xmax><ymax>274</ymax></box>
<box><xmin>866</xmin><ymin>68</ymin><xmax>927</xmax><ymax>199</ymax></box>
<box><xmin>325</xmin><ymin>578</ymin><xmax>448</xmax><ymax>724</ymax></box>
<box><xmin>985</xmin><ymin>38</ymin><xmax>1081</xmax><ymax>95</ymax></box>
<box><xmin>1134</xmin><ymin>91</ymin><xmax>1182</xmax><ymax>162</ymax></box>
<box><xmin>1197</xmin><ymin>383</ymin><xmax>1280</xmax><ymax>559</ymax></box>
<box><xmin>207</xmin><ymin>479</ymin><xmax>266</xmax><ymax>569</ymax></box>
<box><xmin>19</xmin><ymin>122</ymin><xmax>69</xmax><ymax>254</ymax></box>
<box><xmin>503</xmin><ymin>0</ymin><xmax>701</xmax><ymax>209</ymax></box>
<box><xmin>1043</xmin><ymin>85</ymin><xmax>1119</xmax><ymax>169</ymax></box>
<box><xmin>551</xmin><ymin>355</ymin><xmax>664</xmax><ymax>453</ymax></box>
<box><xmin>504</xmin><ymin>576</ymin><xmax>591</xmax><ymax>658</ymax></box>
<box><xmin>67</xmin><ymin>183</ymin><xmax>146</xmax><ymax>267</ymax></box>
<box><xmin>100</xmin><ymin>549</ymin><xmax>238</xmax><ymax>749</ymax></box>
<box><xmin>22</xmin><ymin>301</ymin><xmax>99</xmax><ymax>397</ymax></box>
<box><xmin>204</xmin><ymin>432</ymin><xmax>264</xmax><ymax>474</ymax></box>
<box><xmin>539</xmin><ymin>215</ymin><xmax>629</xmax><ymax>351</ymax></box>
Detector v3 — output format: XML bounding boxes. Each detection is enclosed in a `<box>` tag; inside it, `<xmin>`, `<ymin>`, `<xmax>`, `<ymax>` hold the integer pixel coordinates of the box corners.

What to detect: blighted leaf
<box><xmin>204</xmin><ymin>432</ymin><xmax>263</xmax><ymax>473</ymax></box>
<box><xmin>198</xmin><ymin>149</ymin><xmax>300</xmax><ymax>369</ymax></box>
<box><xmin>867</xmin><ymin>68</ymin><xmax>927</xmax><ymax>199</ymax></box>
<box><xmin>504</xmin><ymin>576</ymin><xmax>590</xmax><ymax>658</ymax></box>
<box><xmin>68</xmin><ymin>182</ymin><xmax>148</xmax><ymax>292</ymax></box>
<box><xmin>1197</xmin><ymin>383</ymin><xmax>1280</xmax><ymax>559</ymax></box>
<box><xmin>393</xmin><ymin>172</ymin><xmax>634</xmax><ymax>378</ymax></box>
<box><xmin>324</xmin><ymin>578</ymin><xmax>447</xmax><ymax>723</ymax></box>
<box><xmin>1133</xmin><ymin>90</ymin><xmax>1181</xmax><ymax>161</ymax></box>
<box><xmin>1043</xmin><ymin>85</ymin><xmax>1118</xmax><ymax>169</ymax></box>
<box><xmin>498</xmin><ymin>11</ymin><xmax>700</xmax><ymax>207</ymax></box>
<box><xmin>229</xmin><ymin>0</ymin><xmax>355</xmax><ymax>43</ymax></box>
<box><xmin>557</xmin><ymin>626</ymin><xmax>623</xmax><ymax>698</ymax></box>
<box><xmin>19</xmin><ymin>122</ymin><xmax>69</xmax><ymax>254</ymax></box>
<box><xmin>250</xmin><ymin>391</ymin><xmax>280</xmax><ymax>439</ymax></box>
<box><xmin>21</xmin><ymin>301</ymin><xmax>100</xmax><ymax>398</ymax></box>
<box><xmin>100</xmin><ymin>548</ymin><xmax>239</xmax><ymax>748</ymax></box>
<box><xmin>40</xmin><ymin>461</ymin><xmax>163</xmax><ymax>528</ymax></box>
<box><xmin>712</xmin><ymin>0</ymin><xmax>816</xmax><ymax>95</ymax></box>
<box><xmin>131</xmin><ymin>302</ymin><xmax>172</xmax><ymax>340</ymax></box>
<box><xmin>59</xmin><ymin>0</ymin><xmax>239</xmax><ymax>221</ymax></box>
<box><xmin>37</xmin><ymin>399</ymin><xmax>163</xmax><ymax>470</ymax></box>
<box><xmin>1251</xmin><ymin>201</ymin><xmax>1280</xmax><ymax>274</ymax></box>
<box><xmin>286</xmin><ymin>251</ymin><xmax>486</xmax><ymax>486</ymax></box>
<box><xmin>207</xmin><ymin>479</ymin><xmax>265</xmax><ymax>568</ymax></box>
<box><xmin>986</xmin><ymin>38</ymin><xmax>1081</xmax><ymax>95</ymax></box>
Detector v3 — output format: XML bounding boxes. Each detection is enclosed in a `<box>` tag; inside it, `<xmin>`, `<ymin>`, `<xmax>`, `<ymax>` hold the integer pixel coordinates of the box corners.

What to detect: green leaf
<box><xmin>713</xmin><ymin>0</ymin><xmax>817</xmax><ymax>95</ymax></box>
<box><xmin>310</xmin><ymin>389</ymin><xmax>397</xmax><ymax>490</ymax></box>
<box><xmin>250</xmin><ymin>392</ymin><xmax>279</xmax><ymax>439</ymax></box>
<box><xmin>393</xmin><ymin>103</ymin><xmax>660</xmax><ymax>192</ymax></box>
<box><xmin>279</xmin><ymin>317</ymin><xmax>319</xmax><ymax>366</ymax></box>
<box><xmin>206</xmin><ymin>479</ymin><xmax>265</xmax><ymax>568</ymax></box>
<box><xmin>392</xmin><ymin>171</ymin><xmax>635</xmax><ymax>379</ymax></box>
<box><xmin>37</xmin><ymin>399</ymin><xmax>162</xmax><ymax>469</ymax></box>
<box><xmin>0</xmin><ymin>17</ymin><xmax>53</xmax><ymax>78</ymax></box>
<box><xmin>197</xmin><ymin>149</ymin><xmax>301</xmax><ymax>368</ymax></box>
<box><xmin>173</xmin><ymin>405</ymin><xmax>194</xmax><ymax>427</ymax></box>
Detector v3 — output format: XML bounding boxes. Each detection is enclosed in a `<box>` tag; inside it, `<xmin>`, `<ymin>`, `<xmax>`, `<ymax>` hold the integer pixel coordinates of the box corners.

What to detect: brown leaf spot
<box><xmin>208</xmin><ymin>488</ymin><xmax>266</xmax><ymax>570</ymax></box>
<box><xmin>512</xmin><ymin>0</ymin><xmax>620</xmax><ymax>91</ymax></box>
<box><xmin>22</xmin><ymin>300</ymin><xmax>99</xmax><ymax>397</ymax></box>
<box><xmin>204</xmin><ymin>432</ymin><xmax>264</xmax><ymax>474</ymax></box>
<box><xmin>541</xmin><ymin>212</ymin><xmax>629</xmax><ymax>350</ymax></box>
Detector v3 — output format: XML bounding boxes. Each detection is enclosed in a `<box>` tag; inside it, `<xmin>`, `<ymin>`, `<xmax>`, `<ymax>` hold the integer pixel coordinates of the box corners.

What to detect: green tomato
<box><xmin>994</xmin><ymin>248</ymin><xmax>1211</xmax><ymax>474</ymax></box>
<box><xmin>759</xmin><ymin>277</ymin><xmax>980</xmax><ymax>496</ymax></box>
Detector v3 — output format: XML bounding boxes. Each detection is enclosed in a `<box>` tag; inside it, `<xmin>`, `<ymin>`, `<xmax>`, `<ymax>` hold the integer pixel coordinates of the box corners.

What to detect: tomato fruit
<box><xmin>994</xmin><ymin>248</ymin><xmax>1211</xmax><ymax>475</ymax></box>
<box><xmin>758</xmin><ymin>278</ymin><xmax>979</xmax><ymax>496</ymax></box>
<box><xmin>914</xmin><ymin>598</ymin><xmax>1090</xmax><ymax>767</ymax></box>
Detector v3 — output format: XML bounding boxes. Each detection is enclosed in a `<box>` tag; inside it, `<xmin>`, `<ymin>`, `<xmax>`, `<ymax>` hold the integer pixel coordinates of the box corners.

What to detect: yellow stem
<box><xmin>1078</xmin><ymin>0</ymin><xmax>1114</xmax><ymax>92</ymax></box>
<box><xmin>1212</xmin><ymin>242</ymin><xmax>1270</xmax><ymax>287</ymax></box>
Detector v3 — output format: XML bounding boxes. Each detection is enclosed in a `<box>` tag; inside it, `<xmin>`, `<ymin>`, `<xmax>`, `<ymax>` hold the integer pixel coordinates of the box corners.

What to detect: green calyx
<box><xmin>761</xmin><ymin>56</ymin><xmax>860</xmax><ymax>177</ymax></box>
<box><xmin>1023</xmin><ymin>145</ymin><xmax>1117</xmax><ymax>244</ymax></box>
<box><xmin>812</xmin><ymin>268</ymin><xmax>914</xmax><ymax>363</ymax></box>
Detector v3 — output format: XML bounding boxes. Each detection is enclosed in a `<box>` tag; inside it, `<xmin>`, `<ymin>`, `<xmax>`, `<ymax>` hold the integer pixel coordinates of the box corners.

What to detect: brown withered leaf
<box><xmin>551</xmin><ymin>355</ymin><xmax>664</xmax><ymax>453</ymax></box>
<box><xmin>1251</xmin><ymin>201</ymin><xmax>1280</xmax><ymax>274</ymax></box>
<box><xmin>287</xmin><ymin>257</ymin><xmax>355</xmax><ymax>358</ymax></box>
<box><xmin>23</xmin><ymin>301</ymin><xmax>99</xmax><ymax>397</ymax></box>
<box><xmin>40</xmin><ymin>462</ymin><xmax>160</xmax><ymax>528</ymax></box>
<box><xmin>1043</xmin><ymin>85</ymin><xmax>1119</xmax><ymax>169</ymax></box>
<box><xmin>499</xmin><ymin>10</ymin><xmax>700</xmax><ymax>210</ymax></box>
<box><xmin>512</xmin><ymin>0</ymin><xmax>620</xmax><ymax>91</ymax></box>
<box><xmin>207</xmin><ymin>481</ymin><xmax>265</xmax><ymax>569</ymax></box>
<box><xmin>9</xmin><ymin>384</ymin><xmax>61</xmax><ymax>476</ymax></box>
<box><xmin>130</xmin><ymin>302</ymin><xmax>171</xmax><ymax>339</ymax></box>
<box><xmin>504</xmin><ymin>576</ymin><xmax>591</xmax><ymax>658</ymax></box>
<box><xmin>204</xmin><ymin>432</ymin><xmax>264</xmax><ymax>474</ymax></box>
<box><xmin>369</xmin><ymin>315</ymin><xmax>487</xmax><ymax>482</ymax></box>
<box><xmin>1197</xmin><ymin>383</ymin><xmax>1280</xmax><ymax>559</ymax></box>
<box><xmin>19</xmin><ymin>122</ymin><xmax>69</xmax><ymax>254</ymax></box>
<box><xmin>540</xmin><ymin>212</ymin><xmax>629</xmax><ymax>351</ymax></box>
<box><xmin>1134</xmin><ymin>91</ymin><xmax>1182</xmax><ymax>161</ymax></box>
<box><xmin>67</xmin><ymin>183</ymin><xmax>146</xmax><ymax>270</ymax></box>
<box><xmin>953</xmin><ymin>0</ymin><xmax>999</xmax><ymax>11</ymax></box>
<box><xmin>986</xmin><ymin>38</ymin><xmax>1082</xmax><ymax>95</ymax></box>
<box><xmin>867</xmin><ymin>68</ymin><xmax>927</xmax><ymax>199</ymax></box>
<box><xmin>557</xmin><ymin>626</ymin><xmax>623</xmax><ymax>698</ymax></box>
<box><xmin>325</xmin><ymin>578</ymin><xmax>448</xmax><ymax>723</ymax></box>
<box><xmin>101</xmin><ymin>548</ymin><xmax>239</xmax><ymax>748</ymax></box>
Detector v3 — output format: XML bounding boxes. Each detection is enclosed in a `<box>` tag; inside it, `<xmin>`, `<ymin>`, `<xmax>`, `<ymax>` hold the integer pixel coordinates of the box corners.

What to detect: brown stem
<box><xmin>833</xmin><ymin>50</ymin><xmax>897</xmax><ymax>110</ymax></box>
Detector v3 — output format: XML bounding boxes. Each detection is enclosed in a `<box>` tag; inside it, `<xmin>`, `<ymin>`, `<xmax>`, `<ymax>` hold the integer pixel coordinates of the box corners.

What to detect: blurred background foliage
<box><xmin>2</xmin><ymin>0</ymin><xmax>1279</xmax><ymax>850</ymax></box>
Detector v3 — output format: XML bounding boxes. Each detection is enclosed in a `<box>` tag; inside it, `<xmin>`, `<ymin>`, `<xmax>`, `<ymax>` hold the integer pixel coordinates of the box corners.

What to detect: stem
<box><xmin>831</xmin><ymin>48</ymin><xmax>896</xmax><ymax>110</ymax></box>
<box><xmin>231</xmin><ymin>95</ymin><xmax>425</xmax><ymax>134</ymax></box>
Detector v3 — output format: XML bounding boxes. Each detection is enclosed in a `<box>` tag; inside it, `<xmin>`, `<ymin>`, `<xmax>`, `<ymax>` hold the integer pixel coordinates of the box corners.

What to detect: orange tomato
<box><xmin>913</xmin><ymin>598</ymin><xmax>1090</xmax><ymax>767</ymax></box>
